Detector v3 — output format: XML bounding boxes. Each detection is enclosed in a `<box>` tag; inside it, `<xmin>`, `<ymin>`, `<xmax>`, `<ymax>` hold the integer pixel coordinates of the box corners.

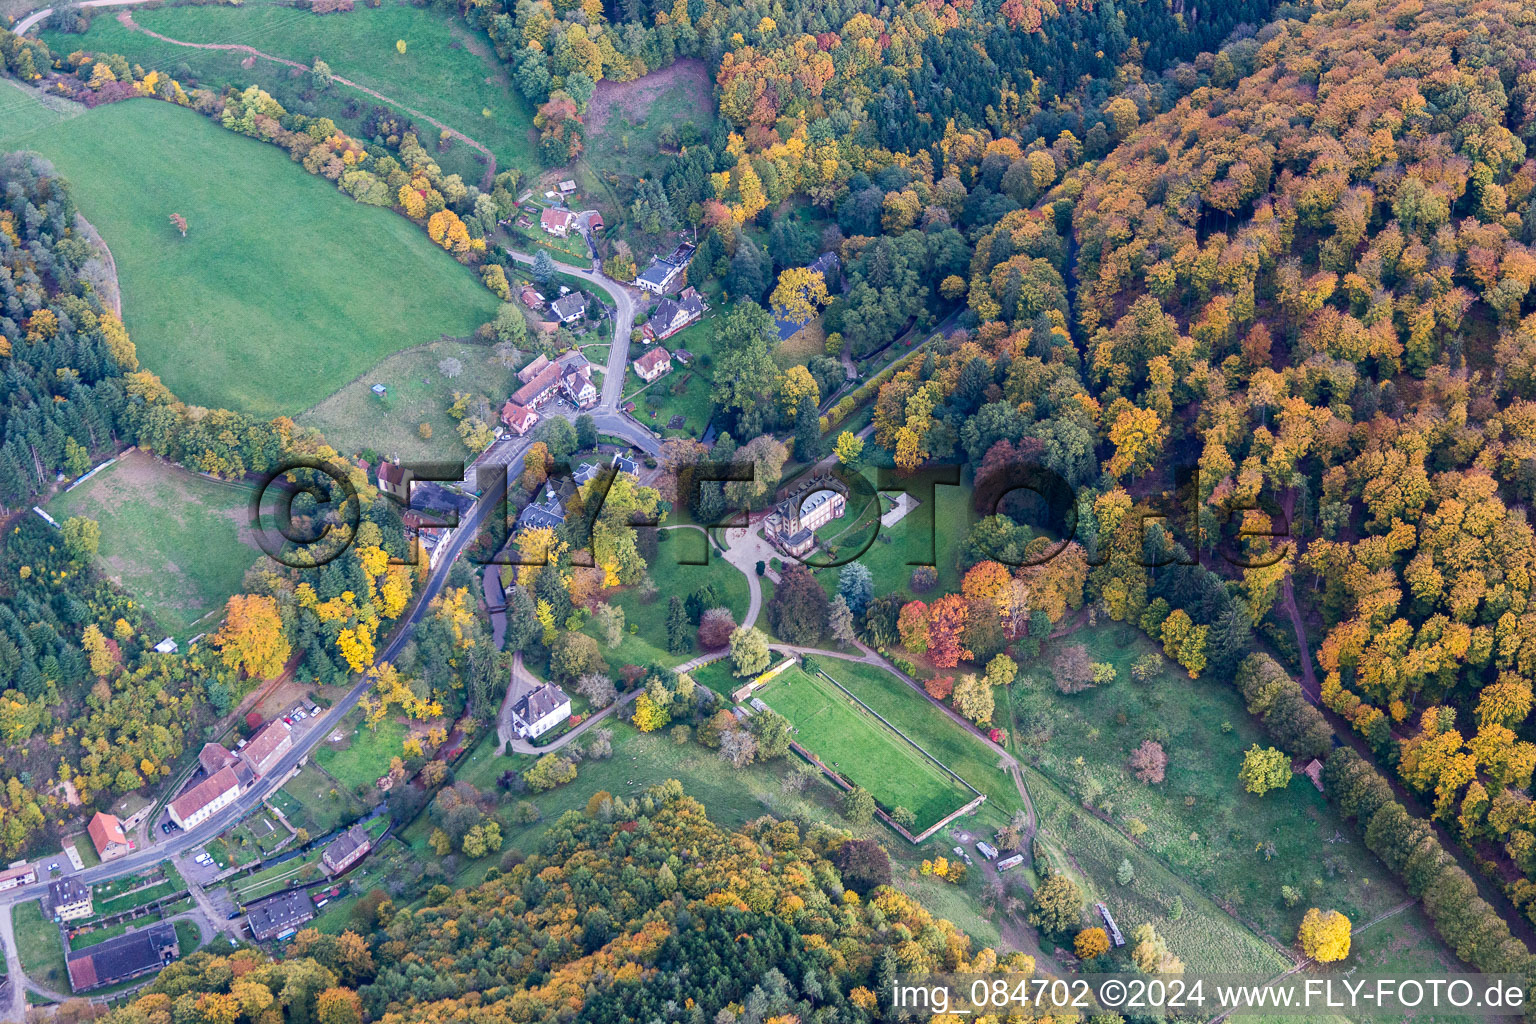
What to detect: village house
<box><xmin>0</xmin><ymin>864</ymin><xmax>36</xmax><ymax>891</ymax></box>
<box><xmin>241</xmin><ymin>719</ymin><xmax>293</xmax><ymax>777</ymax></box>
<box><xmin>636</xmin><ymin>255</ymin><xmax>686</xmax><ymax>295</ymax></box>
<box><xmin>247</xmin><ymin>890</ymin><xmax>314</xmax><ymax>942</ymax></box>
<box><xmin>66</xmin><ymin>921</ymin><xmax>178</xmax><ymax>992</ymax></box>
<box><xmin>573</xmin><ymin>461</ymin><xmax>600</xmax><ymax>486</ymax></box>
<box><xmin>516</xmin><ymin>486</ymin><xmax>566</xmax><ymax>533</ymax></box>
<box><xmin>518</xmin><ymin>285</ymin><xmax>545</xmax><ymax>310</ymax></box>
<box><xmin>376</xmin><ymin>460</ymin><xmax>410</xmax><ymax>503</ymax></box>
<box><xmin>642</xmin><ymin>287</ymin><xmax>706</xmax><ymax>341</ymax></box>
<box><xmin>505</xmin><ymin>672</ymin><xmax>571</xmax><ymax>739</ymax></box>
<box><xmin>550</xmin><ymin>292</ymin><xmax>587</xmax><ymax>324</ymax></box>
<box><xmin>632</xmin><ymin>346</ymin><xmax>672</xmax><ymax>383</ymax></box>
<box><xmin>499</xmin><ymin>401</ymin><xmax>538</xmax><ymax>436</ymax></box>
<box><xmin>509</xmin><ymin>351</ymin><xmax>596</xmax><ymax>410</ymax></box>
<box><xmin>168</xmin><ymin>766</ymin><xmax>242</xmax><ymax>830</ymax></box>
<box><xmin>48</xmin><ymin>877</ymin><xmax>92</xmax><ymax>922</ymax></box>
<box><xmin>321</xmin><ymin>824</ymin><xmax>373</xmax><ymax>876</ymax></box>
<box><xmin>764</xmin><ymin>480</ymin><xmax>847</xmax><ymax>559</ymax></box>
<box><xmin>612</xmin><ymin>452</ymin><xmax>639</xmax><ymax>478</ymax></box>
<box><xmin>559</xmin><ymin>357</ymin><xmax>598</xmax><ymax>406</ymax></box>
<box><xmin>540</xmin><ymin>207</ymin><xmax>574</xmax><ymax>237</ymax></box>
<box><xmin>87</xmin><ymin>812</ymin><xmax>131</xmax><ymax>861</ymax></box>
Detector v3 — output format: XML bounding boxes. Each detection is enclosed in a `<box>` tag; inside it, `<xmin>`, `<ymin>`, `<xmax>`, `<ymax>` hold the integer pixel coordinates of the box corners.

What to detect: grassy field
<box><xmin>300</xmin><ymin>339</ymin><xmax>518</xmax><ymax>462</ymax></box>
<box><xmin>571</xmin><ymin>59</ymin><xmax>717</xmax><ymax>247</ymax></box>
<box><xmin>1011</xmin><ymin>621</ymin><xmax>1457</xmax><ymax>971</ymax></box>
<box><xmin>582</xmin><ymin>528</ymin><xmax>751</xmax><ymax>670</ymax></box>
<box><xmin>275</xmin><ymin>765</ymin><xmax>367</xmax><ymax>835</ymax></box>
<box><xmin>758</xmin><ymin>665</ymin><xmax>975</xmax><ymax>830</ymax></box>
<box><xmin>47</xmin><ymin>450</ymin><xmax>261</xmax><ymax>637</ymax></box>
<box><xmin>13</xmin><ymin>900</ymin><xmax>68</xmax><ymax>993</ymax></box>
<box><xmin>0</xmin><ymin>93</ymin><xmax>498</xmax><ymax>418</ymax></box>
<box><xmin>623</xmin><ymin>294</ymin><xmax>735</xmax><ymax>439</ymax></box>
<box><xmin>40</xmin><ymin>0</ymin><xmax>538</xmax><ymax>182</ymax></box>
<box><xmin>314</xmin><ymin>712</ymin><xmax>409</xmax><ymax>792</ymax></box>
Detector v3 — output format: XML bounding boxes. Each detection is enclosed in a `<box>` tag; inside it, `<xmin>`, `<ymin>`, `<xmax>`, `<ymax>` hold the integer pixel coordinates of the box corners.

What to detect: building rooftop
<box><xmin>551</xmin><ymin>293</ymin><xmax>587</xmax><ymax>320</ymax></box>
<box><xmin>512</xmin><ymin>681</ymin><xmax>570</xmax><ymax>726</ymax></box>
<box><xmin>247</xmin><ymin>890</ymin><xmax>315</xmax><ymax>940</ymax></box>
<box><xmin>170</xmin><ymin>765</ymin><xmax>242</xmax><ymax>823</ymax></box>
<box><xmin>49</xmin><ymin>876</ymin><xmax>90</xmax><ymax>910</ymax></box>
<box><xmin>66</xmin><ymin>921</ymin><xmax>176</xmax><ymax>992</ymax></box>
<box><xmin>242</xmin><ymin>719</ymin><xmax>292</xmax><ymax>776</ymax></box>
<box><xmin>87</xmin><ymin>812</ymin><xmax>127</xmax><ymax>855</ymax></box>
<box><xmin>322</xmin><ymin>824</ymin><xmax>371</xmax><ymax>873</ymax></box>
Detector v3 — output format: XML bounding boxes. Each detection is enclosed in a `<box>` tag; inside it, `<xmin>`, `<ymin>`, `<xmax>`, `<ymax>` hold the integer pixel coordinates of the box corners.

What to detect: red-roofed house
<box><xmin>633</xmin><ymin>347</ymin><xmax>672</xmax><ymax>383</ymax></box>
<box><xmin>242</xmin><ymin>719</ymin><xmax>293</xmax><ymax>778</ymax></box>
<box><xmin>540</xmin><ymin>207</ymin><xmax>574</xmax><ymax>237</ymax></box>
<box><xmin>168</xmin><ymin>766</ymin><xmax>242</xmax><ymax>829</ymax></box>
<box><xmin>87</xmin><ymin>812</ymin><xmax>130</xmax><ymax>861</ymax></box>
<box><xmin>500</xmin><ymin>401</ymin><xmax>538</xmax><ymax>435</ymax></box>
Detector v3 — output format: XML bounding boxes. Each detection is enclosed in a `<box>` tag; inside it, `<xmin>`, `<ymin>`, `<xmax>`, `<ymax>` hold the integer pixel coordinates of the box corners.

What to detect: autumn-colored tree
<box><xmin>1128</xmin><ymin>739</ymin><xmax>1167</xmax><ymax>784</ymax></box>
<box><xmin>169</xmin><ymin>213</ymin><xmax>187</xmax><ymax>237</ymax></box>
<box><xmin>898</xmin><ymin>601</ymin><xmax>930</xmax><ymax>653</ymax></box>
<box><xmin>952</xmin><ymin>673</ymin><xmax>994</xmax><ymax>725</ymax></box>
<box><xmin>1239</xmin><ymin>745</ymin><xmax>1291</xmax><ymax>796</ymax></box>
<box><xmin>926</xmin><ymin>594</ymin><xmax>970</xmax><ymax>668</ymax></box>
<box><xmin>1297</xmin><ymin>908</ymin><xmax>1351</xmax><ymax>962</ymax></box>
<box><xmin>770</xmin><ymin>268</ymin><xmax>831</xmax><ymax>326</ymax></box>
<box><xmin>1075</xmin><ymin>927</ymin><xmax>1110</xmax><ymax>961</ymax></box>
<box><xmin>924</xmin><ymin>674</ymin><xmax>954</xmax><ymax>700</ymax></box>
<box><xmin>212</xmin><ymin>594</ymin><xmax>291</xmax><ymax>680</ymax></box>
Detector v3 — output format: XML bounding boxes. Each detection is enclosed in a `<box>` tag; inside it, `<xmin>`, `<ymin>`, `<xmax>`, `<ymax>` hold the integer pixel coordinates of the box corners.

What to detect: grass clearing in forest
<box><xmin>0</xmin><ymin>95</ymin><xmax>498</xmax><ymax>418</ymax></box>
<box><xmin>1010</xmin><ymin>621</ymin><xmax>1458</xmax><ymax>972</ymax></box>
<box><xmin>758</xmin><ymin>664</ymin><xmax>975</xmax><ymax>831</ymax></box>
<box><xmin>39</xmin><ymin>0</ymin><xmax>538</xmax><ymax>181</ymax></box>
<box><xmin>48</xmin><ymin>450</ymin><xmax>261</xmax><ymax>637</ymax></box>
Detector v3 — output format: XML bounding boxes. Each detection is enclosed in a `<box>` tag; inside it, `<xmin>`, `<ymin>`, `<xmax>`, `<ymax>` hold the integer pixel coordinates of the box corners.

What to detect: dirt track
<box><xmin>117</xmin><ymin>12</ymin><xmax>499</xmax><ymax>190</ymax></box>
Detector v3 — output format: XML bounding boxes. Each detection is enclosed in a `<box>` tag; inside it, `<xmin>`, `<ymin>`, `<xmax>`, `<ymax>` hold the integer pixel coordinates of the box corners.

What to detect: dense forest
<box><xmin>98</xmin><ymin>782</ymin><xmax>1035</xmax><ymax>1024</ymax></box>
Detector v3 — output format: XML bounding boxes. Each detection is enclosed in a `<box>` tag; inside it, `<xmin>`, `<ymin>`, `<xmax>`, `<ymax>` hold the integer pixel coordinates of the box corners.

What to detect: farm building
<box><xmin>997</xmin><ymin>854</ymin><xmax>1024</xmax><ymax>871</ymax></box>
<box><xmin>322</xmin><ymin>824</ymin><xmax>373</xmax><ymax>876</ymax></box>
<box><xmin>1096</xmin><ymin>902</ymin><xmax>1126</xmax><ymax>946</ymax></box>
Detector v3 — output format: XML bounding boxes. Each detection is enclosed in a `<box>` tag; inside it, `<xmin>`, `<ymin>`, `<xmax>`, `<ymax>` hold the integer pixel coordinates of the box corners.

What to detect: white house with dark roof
<box><xmin>636</xmin><ymin>256</ymin><xmax>685</xmax><ymax>295</ymax></box>
<box><xmin>550</xmin><ymin>292</ymin><xmax>587</xmax><ymax>324</ymax></box>
<box><xmin>516</xmin><ymin>487</ymin><xmax>567</xmax><ymax>533</ymax></box>
<box><xmin>764</xmin><ymin>480</ymin><xmax>847</xmax><ymax>558</ymax></box>
<box><xmin>642</xmin><ymin>287</ymin><xmax>706</xmax><ymax>341</ymax></box>
<box><xmin>505</xmin><ymin>671</ymin><xmax>571</xmax><ymax>739</ymax></box>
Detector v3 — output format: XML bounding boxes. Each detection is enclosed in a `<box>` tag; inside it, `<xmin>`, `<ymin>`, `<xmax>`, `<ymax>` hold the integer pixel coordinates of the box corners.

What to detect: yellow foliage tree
<box><xmin>770</xmin><ymin>268</ymin><xmax>830</xmax><ymax>327</ymax></box>
<box><xmin>212</xmin><ymin>594</ymin><xmax>291</xmax><ymax>680</ymax></box>
<box><xmin>1298</xmin><ymin>908</ymin><xmax>1351</xmax><ymax>962</ymax></box>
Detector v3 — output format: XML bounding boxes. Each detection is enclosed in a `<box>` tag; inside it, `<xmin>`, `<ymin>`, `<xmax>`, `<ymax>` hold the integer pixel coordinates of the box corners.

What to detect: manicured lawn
<box><xmin>300</xmin><ymin>339</ymin><xmax>520</xmax><ymax>462</ymax></box>
<box><xmin>815</xmin><ymin>657</ymin><xmax>1019</xmax><ymax>831</ymax></box>
<box><xmin>758</xmin><ymin>665</ymin><xmax>975</xmax><ymax>830</ymax></box>
<box><xmin>315</xmin><ymin>714</ymin><xmax>409</xmax><ymax>792</ymax></box>
<box><xmin>586</xmin><ymin>529</ymin><xmax>751</xmax><ymax>670</ymax></box>
<box><xmin>0</xmin><ymin>95</ymin><xmax>498</xmax><ymax>418</ymax></box>
<box><xmin>841</xmin><ymin>472</ymin><xmax>969</xmax><ymax>599</ymax></box>
<box><xmin>71</xmin><ymin>834</ymin><xmax>101</xmax><ymax>870</ymax></box>
<box><xmin>1011</xmin><ymin>622</ymin><xmax>1454</xmax><ymax>969</ymax></box>
<box><xmin>41</xmin><ymin>0</ymin><xmax>538</xmax><ymax>181</ymax></box>
<box><xmin>684</xmin><ymin>655</ymin><xmax>740</xmax><ymax>698</ymax></box>
<box><xmin>69</xmin><ymin>919</ymin><xmax>131</xmax><ymax>952</ymax></box>
<box><xmin>13</xmin><ymin>900</ymin><xmax>67</xmax><ymax>993</ymax></box>
<box><xmin>48</xmin><ymin>450</ymin><xmax>261</xmax><ymax>637</ymax></box>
